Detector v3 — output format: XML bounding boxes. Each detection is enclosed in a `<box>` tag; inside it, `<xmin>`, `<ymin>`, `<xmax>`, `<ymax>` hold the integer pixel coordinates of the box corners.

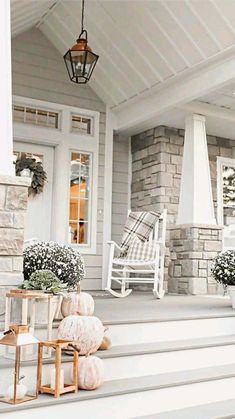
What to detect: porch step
<box><xmin>2</xmin><ymin>364</ymin><xmax>235</xmax><ymax>418</ymax></box>
<box><xmin>135</xmin><ymin>399</ymin><xmax>235</xmax><ymax>419</ymax></box>
<box><xmin>2</xmin><ymin>334</ymin><xmax>235</xmax><ymax>385</ymax></box>
<box><xmin>3</xmin><ymin>313</ymin><xmax>235</xmax><ymax>348</ymax></box>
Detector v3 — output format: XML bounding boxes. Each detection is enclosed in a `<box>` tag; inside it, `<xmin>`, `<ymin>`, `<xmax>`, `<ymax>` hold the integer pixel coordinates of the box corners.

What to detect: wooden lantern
<box><xmin>0</xmin><ymin>324</ymin><xmax>39</xmax><ymax>404</ymax></box>
<box><xmin>37</xmin><ymin>340</ymin><xmax>79</xmax><ymax>398</ymax></box>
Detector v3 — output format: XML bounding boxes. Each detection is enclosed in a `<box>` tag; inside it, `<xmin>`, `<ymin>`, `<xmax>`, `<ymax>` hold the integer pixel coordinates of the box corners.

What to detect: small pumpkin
<box><xmin>99</xmin><ymin>336</ymin><xmax>112</xmax><ymax>351</ymax></box>
<box><xmin>73</xmin><ymin>355</ymin><xmax>104</xmax><ymax>390</ymax></box>
<box><xmin>58</xmin><ymin>315</ymin><xmax>104</xmax><ymax>355</ymax></box>
<box><xmin>61</xmin><ymin>285</ymin><xmax>94</xmax><ymax>317</ymax></box>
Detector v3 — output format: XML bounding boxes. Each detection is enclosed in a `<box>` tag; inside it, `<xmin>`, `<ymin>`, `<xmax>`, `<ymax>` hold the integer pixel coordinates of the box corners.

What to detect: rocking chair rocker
<box><xmin>106</xmin><ymin>209</ymin><xmax>167</xmax><ymax>298</ymax></box>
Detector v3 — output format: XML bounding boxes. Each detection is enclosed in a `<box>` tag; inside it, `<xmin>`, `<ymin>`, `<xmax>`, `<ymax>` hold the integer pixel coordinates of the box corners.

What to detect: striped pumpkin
<box><xmin>74</xmin><ymin>356</ymin><xmax>104</xmax><ymax>390</ymax></box>
<box><xmin>58</xmin><ymin>315</ymin><xmax>104</xmax><ymax>355</ymax></box>
<box><xmin>61</xmin><ymin>290</ymin><xmax>94</xmax><ymax>317</ymax></box>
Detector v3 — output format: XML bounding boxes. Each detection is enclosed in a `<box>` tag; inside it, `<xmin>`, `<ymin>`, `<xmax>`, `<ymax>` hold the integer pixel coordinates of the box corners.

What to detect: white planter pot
<box><xmin>227</xmin><ymin>286</ymin><xmax>235</xmax><ymax>309</ymax></box>
<box><xmin>30</xmin><ymin>295</ymin><xmax>62</xmax><ymax>325</ymax></box>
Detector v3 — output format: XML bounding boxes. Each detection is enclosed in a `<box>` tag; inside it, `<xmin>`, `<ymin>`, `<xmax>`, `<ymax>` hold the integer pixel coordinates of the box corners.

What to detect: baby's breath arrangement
<box><xmin>23</xmin><ymin>242</ymin><xmax>85</xmax><ymax>289</ymax></box>
<box><xmin>211</xmin><ymin>250</ymin><xmax>235</xmax><ymax>287</ymax></box>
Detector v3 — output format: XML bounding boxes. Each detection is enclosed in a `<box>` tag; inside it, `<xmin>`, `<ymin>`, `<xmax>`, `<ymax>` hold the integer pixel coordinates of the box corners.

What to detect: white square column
<box><xmin>0</xmin><ymin>0</ymin><xmax>14</xmax><ymax>176</ymax></box>
<box><xmin>170</xmin><ymin>114</ymin><xmax>222</xmax><ymax>295</ymax></box>
<box><xmin>177</xmin><ymin>114</ymin><xmax>216</xmax><ymax>225</ymax></box>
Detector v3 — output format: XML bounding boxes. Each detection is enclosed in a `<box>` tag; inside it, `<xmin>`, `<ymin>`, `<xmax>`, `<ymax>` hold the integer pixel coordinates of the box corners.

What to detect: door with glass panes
<box><xmin>13</xmin><ymin>142</ymin><xmax>54</xmax><ymax>242</ymax></box>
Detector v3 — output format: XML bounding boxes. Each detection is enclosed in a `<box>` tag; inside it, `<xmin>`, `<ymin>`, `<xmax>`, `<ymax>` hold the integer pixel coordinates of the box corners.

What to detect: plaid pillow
<box><xmin>127</xmin><ymin>237</ymin><xmax>156</xmax><ymax>261</ymax></box>
<box><xmin>120</xmin><ymin>211</ymin><xmax>160</xmax><ymax>253</ymax></box>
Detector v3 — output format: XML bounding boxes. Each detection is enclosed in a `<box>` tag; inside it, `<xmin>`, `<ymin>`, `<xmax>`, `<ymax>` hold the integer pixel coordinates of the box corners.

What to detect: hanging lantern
<box><xmin>64</xmin><ymin>0</ymin><xmax>99</xmax><ymax>84</ymax></box>
<box><xmin>0</xmin><ymin>325</ymin><xmax>39</xmax><ymax>404</ymax></box>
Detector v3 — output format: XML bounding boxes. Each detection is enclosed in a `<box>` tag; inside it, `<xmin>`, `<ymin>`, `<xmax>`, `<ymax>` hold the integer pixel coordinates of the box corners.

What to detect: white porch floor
<box><xmin>92</xmin><ymin>292</ymin><xmax>234</xmax><ymax>324</ymax></box>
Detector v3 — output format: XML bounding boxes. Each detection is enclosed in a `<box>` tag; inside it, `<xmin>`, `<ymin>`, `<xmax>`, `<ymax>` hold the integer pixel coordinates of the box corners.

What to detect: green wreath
<box><xmin>15</xmin><ymin>156</ymin><xmax>47</xmax><ymax>196</ymax></box>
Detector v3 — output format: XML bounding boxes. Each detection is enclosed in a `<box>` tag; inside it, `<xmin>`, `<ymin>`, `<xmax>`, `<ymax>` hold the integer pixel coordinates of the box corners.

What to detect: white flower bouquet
<box><xmin>23</xmin><ymin>242</ymin><xmax>85</xmax><ymax>289</ymax></box>
<box><xmin>211</xmin><ymin>250</ymin><xmax>235</xmax><ymax>287</ymax></box>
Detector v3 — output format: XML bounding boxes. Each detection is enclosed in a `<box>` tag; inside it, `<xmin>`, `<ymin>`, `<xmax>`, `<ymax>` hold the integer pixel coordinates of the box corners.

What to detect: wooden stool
<box><xmin>37</xmin><ymin>340</ymin><xmax>79</xmax><ymax>398</ymax></box>
<box><xmin>5</xmin><ymin>289</ymin><xmax>55</xmax><ymax>359</ymax></box>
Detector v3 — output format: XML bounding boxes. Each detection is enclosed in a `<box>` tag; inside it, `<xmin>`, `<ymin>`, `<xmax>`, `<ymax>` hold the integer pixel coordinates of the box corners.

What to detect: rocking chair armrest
<box><xmin>107</xmin><ymin>241</ymin><xmax>123</xmax><ymax>251</ymax></box>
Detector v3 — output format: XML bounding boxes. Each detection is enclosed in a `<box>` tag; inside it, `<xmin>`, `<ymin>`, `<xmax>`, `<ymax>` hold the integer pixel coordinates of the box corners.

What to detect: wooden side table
<box><xmin>37</xmin><ymin>340</ymin><xmax>79</xmax><ymax>398</ymax></box>
<box><xmin>5</xmin><ymin>290</ymin><xmax>54</xmax><ymax>360</ymax></box>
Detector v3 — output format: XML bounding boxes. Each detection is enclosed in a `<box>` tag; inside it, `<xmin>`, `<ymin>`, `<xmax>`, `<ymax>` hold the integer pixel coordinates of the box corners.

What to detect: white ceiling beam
<box><xmin>115</xmin><ymin>50</ymin><xmax>235</xmax><ymax>132</ymax></box>
<box><xmin>179</xmin><ymin>100</ymin><xmax>235</xmax><ymax>122</ymax></box>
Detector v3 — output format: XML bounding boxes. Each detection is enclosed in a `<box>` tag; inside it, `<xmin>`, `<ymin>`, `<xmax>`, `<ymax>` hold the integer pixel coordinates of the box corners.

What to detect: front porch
<box><xmin>93</xmin><ymin>292</ymin><xmax>233</xmax><ymax>324</ymax></box>
<box><xmin>1</xmin><ymin>292</ymin><xmax>235</xmax><ymax>418</ymax></box>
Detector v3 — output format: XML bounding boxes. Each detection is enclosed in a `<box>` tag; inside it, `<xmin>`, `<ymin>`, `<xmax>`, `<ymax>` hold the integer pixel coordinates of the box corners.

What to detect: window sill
<box><xmin>70</xmin><ymin>244</ymin><xmax>96</xmax><ymax>255</ymax></box>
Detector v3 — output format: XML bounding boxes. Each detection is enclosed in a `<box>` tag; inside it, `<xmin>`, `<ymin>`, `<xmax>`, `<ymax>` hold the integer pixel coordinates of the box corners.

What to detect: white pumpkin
<box><xmin>72</xmin><ymin>356</ymin><xmax>104</xmax><ymax>390</ymax></box>
<box><xmin>61</xmin><ymin>289</ymin><xmax>94</xmax><ymax>317</ymax></box>
<box><xmin>5</xmin><ymin>383</ymin><xmax>27</xmax><ymax>400</ymax></box>
<box><xmin>58</xmin><ymin>315</ymin><xmax>104</xmax><ymax>355</ymax></box>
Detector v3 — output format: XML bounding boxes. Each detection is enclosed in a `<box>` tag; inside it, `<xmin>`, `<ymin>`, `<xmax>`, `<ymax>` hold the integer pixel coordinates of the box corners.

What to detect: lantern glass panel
<box><xmin>0</xmin><ymin>347</ymin><xmax>38</xmax><ymax>404</ymax></box>
<box><xmin>64</xmin><ymin>49</ymin><xmax>98</xmax><ymax>84</ymax></box>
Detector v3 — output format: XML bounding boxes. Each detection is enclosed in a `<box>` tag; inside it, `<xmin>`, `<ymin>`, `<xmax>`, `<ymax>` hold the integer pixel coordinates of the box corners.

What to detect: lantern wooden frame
<box><xmin>37</xmin><ymin>340</ymin><xmax>79</xmax><ymax>398</ymax></box>
<box><xmin>0</xmin><ymin>324</ymin><xmax>39</xmax><ymax>405</ymax></box>
<box><xmin>5</xmin><ymin>289</ymin><xmax>55</xmax><ymax>359</ymax></box>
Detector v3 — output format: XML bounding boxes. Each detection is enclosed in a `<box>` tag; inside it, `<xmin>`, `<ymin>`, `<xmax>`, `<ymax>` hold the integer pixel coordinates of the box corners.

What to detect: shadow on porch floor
<box><xmin>91</xmin><ymin>292</ymin><xmax>234</xmax><ymax>324</ymax></box>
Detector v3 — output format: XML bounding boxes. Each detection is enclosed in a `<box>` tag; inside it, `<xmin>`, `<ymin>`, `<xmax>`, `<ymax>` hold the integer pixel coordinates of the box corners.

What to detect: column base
<box><xmin>169</xmin><ymin>224</ymin><xmax>223</xmax><ymax>295</ymax></box>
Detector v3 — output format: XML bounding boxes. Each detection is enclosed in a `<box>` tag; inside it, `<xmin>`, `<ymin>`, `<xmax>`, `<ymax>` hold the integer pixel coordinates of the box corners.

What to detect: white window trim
<box><xmin>13</xmin><ymin>95</ymin><xmax>99</xmax><ymax>254</ymax></box>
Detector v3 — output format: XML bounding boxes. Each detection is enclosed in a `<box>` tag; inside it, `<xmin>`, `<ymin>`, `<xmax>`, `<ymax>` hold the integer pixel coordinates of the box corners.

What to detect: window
<box><xmin>217</xmin><ymin>158</ymin><xmax>235</xmax><ymax>249</ymax></box>
<box><xmin>71</xmin><ymin>114</ymin><xmax>93</xmax><ymax>135</ymax></box>
<box><xmin>13</xmin><ymin>104</ymin><xmax>59</xmax><ymax>129</ymax></box>
<box><xmin>69</xmin><ymin>152</ymin><xmax>91</xmax><ymax>246</ymax></box>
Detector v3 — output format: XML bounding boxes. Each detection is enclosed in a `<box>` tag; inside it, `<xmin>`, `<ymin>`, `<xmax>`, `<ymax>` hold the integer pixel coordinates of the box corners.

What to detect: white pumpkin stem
<box><xmin>77</xmin><ymin>283</ymin><xmax>81</xmax><ymax>294</ymax></box>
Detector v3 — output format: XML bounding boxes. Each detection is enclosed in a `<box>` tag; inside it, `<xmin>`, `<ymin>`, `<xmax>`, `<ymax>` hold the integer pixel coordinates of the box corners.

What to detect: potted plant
<box><xmin>22</xmin><ymin>242</ymin><xmax>85</xmax><ymax>322</ymax></box>
<box><xmin>19</xmin><ymin>270</ymin><xmax>64</xmax><ymax>324</ymax></box>
<box><xmin>211</xmin><ymin>250</ymin><xmax>235</xmax><ymax>307</ymax></box>
<box><xmin>23</xmin><ymin>241</ymin><xmax>85</xmax><ymax>289</ymax></box>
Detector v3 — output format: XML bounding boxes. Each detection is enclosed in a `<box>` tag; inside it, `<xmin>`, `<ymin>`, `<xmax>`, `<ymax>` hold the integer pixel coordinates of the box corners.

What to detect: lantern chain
<box><xmin>81</xmin><ymin>0</ymin><xmax>85</xmax><ymax>33</ymax></box>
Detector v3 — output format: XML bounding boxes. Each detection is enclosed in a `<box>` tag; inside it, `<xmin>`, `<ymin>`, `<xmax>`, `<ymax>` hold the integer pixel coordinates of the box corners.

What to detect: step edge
<box><xmin>2</xmin><ymin>335</ymin><xmax>235</xmax><ymax>369</ymax></box>
<box><xmin>2</xmin><ymin>365</ymin><xmax>235</xmax><ymax>414</ymax></box>
<box><xmin>2</xmin><ymin>313</ymin><xmax>235</xmax><ymax>330</ymax></box>
<box><xmin>132</xmin><ymin>398</ymin><xmax>235</xmax><ymax>419</ymax></box>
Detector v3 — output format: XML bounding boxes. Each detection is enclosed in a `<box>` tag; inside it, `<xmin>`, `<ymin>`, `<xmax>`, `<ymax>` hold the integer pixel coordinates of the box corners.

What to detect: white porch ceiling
<box><xmin>10</xmin><ymin>0</ymin><xmax>56</xmax><ymax>38</ymax></box>
<box><xmin>10</xmin><ymin>0</ymin><xmax>235</xmax><ymax>113</ymax></box>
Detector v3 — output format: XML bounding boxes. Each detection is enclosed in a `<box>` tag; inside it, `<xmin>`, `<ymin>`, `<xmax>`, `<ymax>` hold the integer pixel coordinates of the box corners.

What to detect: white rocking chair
<box><xmin>106</xmin><ymin>209</ymin><xmax>167</xmax><ymax>299</ymax></box>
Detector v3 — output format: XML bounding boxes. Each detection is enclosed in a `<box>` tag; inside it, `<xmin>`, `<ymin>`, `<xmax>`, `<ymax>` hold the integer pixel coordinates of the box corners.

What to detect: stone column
<box><xmin>0</xmin><ymin>176</ymin><xmax>30</xmax><ymax>312</ymax></box>
<box><xmin>170</xmin><ymin>115</ymin><xmax>222</xmax><ymax>294</ymax></box>
<box><xmin>169</xmin><ymin>225</ymin><xmax>223</xmax><ymax>294</ymax></box>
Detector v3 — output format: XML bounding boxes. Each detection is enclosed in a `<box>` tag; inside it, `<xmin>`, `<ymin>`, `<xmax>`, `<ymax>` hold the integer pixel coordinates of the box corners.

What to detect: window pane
<box><xmin>13</xmin><ymin>106</ymin><xmax>25</xmax><ymax>122</ymax></box>
<box><xmin>71</xmin><ymin>114</ymin><xmax>93</xmax><ymax>135</ymax></box>
<box><xmin>69</xmin><ymin>222</ymin><xmax>78</xmax><ymax>244</ymax></box>
<box><xmin>222</xmin><ymin>165</ymin><xmax>235</xmax><ymax>248</ymax></box>
<box><xmin>69</xmin><ymin>152</ymin><xmax>91</xmax><ymax>245</ymax></box>
<box><xmin>12</xmin><ymin>104</ymin><xmax>59</xmax><ymax>129</ymax></box>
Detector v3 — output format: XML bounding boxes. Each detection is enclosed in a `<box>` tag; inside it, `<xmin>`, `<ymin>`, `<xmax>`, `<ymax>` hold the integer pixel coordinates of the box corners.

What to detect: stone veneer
<box><xmin>0</xmin><ymin>175</ymin><xmax>30</xmax><ymax>312</ymax></box>
<box><xmin>131</xmin><ymin>126</ymin><xmax>235</xmax><ymax>294</ymax></box>
<box><xmin>170</xmin><ymin>225</ymin><xmax>223</xmax><ymax>294</ymax></box>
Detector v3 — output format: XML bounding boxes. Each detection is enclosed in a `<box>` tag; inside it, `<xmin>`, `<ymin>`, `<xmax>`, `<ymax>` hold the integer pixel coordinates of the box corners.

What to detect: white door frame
<box><xmin>13</xmin><ymin>95</ymin><xmax>100</xmax><ymax>254</ymax></box>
